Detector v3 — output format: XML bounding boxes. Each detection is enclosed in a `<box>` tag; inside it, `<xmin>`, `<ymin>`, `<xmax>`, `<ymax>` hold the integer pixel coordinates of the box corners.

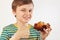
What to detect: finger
<box><xmin>43</xmin><ymin>28</ymin><xmax>49</xmax><ymax>34</ymax></box>
<box><xmin>48</xmin><ymin>27</ymin><xmax>52</xmax><ymax>32</ymax></box>
<box><xmin>49</xmin><ymin>28</ymin><xmax>52</xmax><ymax>31</ymax></box>
<box><xmin>46</xmin><ymin>28</ymin><xmax>52</xmax><ymax>35</ymax></box>
<box><xmin>46</xmin><ymin>23</ymin><xmax>50</xmax><ymax>28</ymax></box>
<box><xmin>46</xmin><ymin>23</ymin><xmax>52</xmax><ymax>31</ymax></box>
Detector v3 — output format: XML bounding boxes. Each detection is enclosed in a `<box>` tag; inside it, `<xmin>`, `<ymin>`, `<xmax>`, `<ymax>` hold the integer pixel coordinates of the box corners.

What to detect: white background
<box><xmin>0</xmin><ymin>0</ymin><xmax>60</xmax><ymax>40</ymax></box>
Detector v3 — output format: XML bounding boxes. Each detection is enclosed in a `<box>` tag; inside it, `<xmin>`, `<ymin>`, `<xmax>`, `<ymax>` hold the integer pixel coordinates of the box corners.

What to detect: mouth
<box><xmin>23</xmin><ymin>15</ymin><xmax>31</xmax><ymax>20</ymax></box>
<box><xmin>23</xmin><ymin>17</ymin><xmax>31</xmax><ymax>20</ymax></box>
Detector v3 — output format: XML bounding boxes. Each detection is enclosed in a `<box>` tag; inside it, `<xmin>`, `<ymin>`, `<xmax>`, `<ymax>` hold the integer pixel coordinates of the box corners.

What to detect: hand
<box><xmin>40</xmin><ymin>23</ymin><xmax>52</xmax><ymax>40</ymax></box>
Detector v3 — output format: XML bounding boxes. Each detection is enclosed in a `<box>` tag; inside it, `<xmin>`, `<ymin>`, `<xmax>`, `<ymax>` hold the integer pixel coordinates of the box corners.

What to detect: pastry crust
<box><xmin>34</xmin><ymin>21</ymin><xmax>47</xmax><ymax>32</ymax></box>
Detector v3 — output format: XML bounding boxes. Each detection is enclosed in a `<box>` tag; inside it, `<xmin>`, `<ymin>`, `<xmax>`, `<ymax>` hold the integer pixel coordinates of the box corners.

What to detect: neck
<box><xmin>15</xmin><ymin>20</ymin><xmax>28</xmax><ymax>29</ymax></box>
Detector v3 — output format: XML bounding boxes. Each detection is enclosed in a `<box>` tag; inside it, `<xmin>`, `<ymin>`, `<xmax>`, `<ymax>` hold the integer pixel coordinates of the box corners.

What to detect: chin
<box><xmin>23</xmin><ymin>19</ymin><xmax>30</xmax><ymax>23</ymax></box>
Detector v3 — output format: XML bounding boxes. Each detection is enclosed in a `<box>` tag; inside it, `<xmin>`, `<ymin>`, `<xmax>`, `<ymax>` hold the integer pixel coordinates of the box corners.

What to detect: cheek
<box><xmin>30</xmin><ymin>14</ymin><xmax>32</xmax><ymax>19</ymax></box>
<box><xmin>16</xmin><ymin>11</ymin><xmax>24</xmax><ymax>17</ymax></box>
<box><xmin>30</xmin><ymin>13</ymin><xmax>32</xmax><ymax>18</ymax></box>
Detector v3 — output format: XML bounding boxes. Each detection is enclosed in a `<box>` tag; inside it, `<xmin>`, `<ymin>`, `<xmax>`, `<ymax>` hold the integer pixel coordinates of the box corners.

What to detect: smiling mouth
<box><xmin>23</xmin><ymin>16</ymin><xmax>31</xmax><ymax>20</ymax></box>
<box><xmin>23</xmin><ymin>15</ymin><xmax>31</xmax><ymax>20</ymax></box>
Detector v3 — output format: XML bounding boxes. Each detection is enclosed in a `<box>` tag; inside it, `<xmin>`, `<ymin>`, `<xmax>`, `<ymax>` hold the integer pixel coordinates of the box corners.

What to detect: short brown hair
<box><xmin>12</xmin><ymin>0</ymin><xmax>33</xmax><ymax>11</ymax></box>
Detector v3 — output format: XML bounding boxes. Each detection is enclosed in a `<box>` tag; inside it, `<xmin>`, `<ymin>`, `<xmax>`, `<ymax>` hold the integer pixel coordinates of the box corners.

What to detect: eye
<box><xmin>21</xmin><ymin>10</ymin><xmax>25</xmax><ymax>12</ymax></box>
<box><xmin>21</xmin><ymin>9</ymin><xmax>26</xmax><ymax>12</ymax></box>
<box><xmin>29</xmin><ymin>9</ymin><xmax>32</xmax><ymax>12</ymax></box>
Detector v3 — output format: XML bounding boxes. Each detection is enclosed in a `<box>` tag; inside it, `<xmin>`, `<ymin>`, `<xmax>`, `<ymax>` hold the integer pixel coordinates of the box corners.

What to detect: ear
<box><xmin>12</xmin><ymin>10</ymin><xmax>16</xmax><ymax>16</ymax></box>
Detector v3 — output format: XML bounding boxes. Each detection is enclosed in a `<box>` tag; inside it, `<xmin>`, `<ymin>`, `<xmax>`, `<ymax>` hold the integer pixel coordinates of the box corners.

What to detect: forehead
<box><xmin>16</xmin><ymin>4</ymin><xmax>34</xmax><ymax>10</ymax></box>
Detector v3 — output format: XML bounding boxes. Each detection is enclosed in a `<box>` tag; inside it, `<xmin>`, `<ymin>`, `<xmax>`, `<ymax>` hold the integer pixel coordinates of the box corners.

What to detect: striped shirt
<box><xmin>0</xmin><ymin>24</ymin><xmax>42</xmax><ymax>40</ymax></box>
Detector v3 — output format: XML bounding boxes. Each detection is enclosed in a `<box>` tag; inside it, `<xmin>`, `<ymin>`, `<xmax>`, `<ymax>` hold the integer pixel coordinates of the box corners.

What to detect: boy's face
<box><xmin>13</xmin><ymin>4</ymin><xmax>33</xmax><ymax>23</ymax></box>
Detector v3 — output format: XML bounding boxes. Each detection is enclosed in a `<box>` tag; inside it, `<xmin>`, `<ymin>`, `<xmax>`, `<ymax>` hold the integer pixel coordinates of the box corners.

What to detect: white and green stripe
<box><xmin>0</xmin><ymin>24</ymin><xmax>42</xmax><ymax>40</ymax></box>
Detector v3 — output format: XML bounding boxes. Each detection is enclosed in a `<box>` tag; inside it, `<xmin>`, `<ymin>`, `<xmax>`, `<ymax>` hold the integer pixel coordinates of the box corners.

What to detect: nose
<box><xmin>25</xmin><ymin>11</ymin><xmax>31</xmax><ymax>16</ymax></box>
<box><xmin>24</xmin><ymin>11</ymin><xmax>31</xmax><ymax>18</ymax></box>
